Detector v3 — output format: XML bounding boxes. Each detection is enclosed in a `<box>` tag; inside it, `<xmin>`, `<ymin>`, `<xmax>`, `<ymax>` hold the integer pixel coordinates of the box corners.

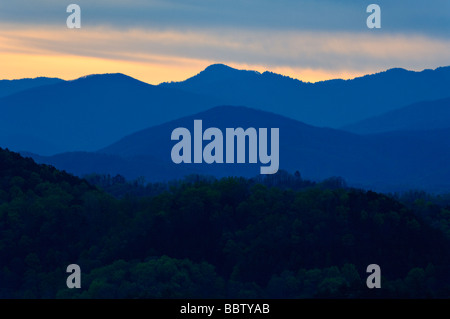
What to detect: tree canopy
<box><xmin>1</xmin><ymin>148</ymin><xmax>450</xmax><ymax>298</ymax></box>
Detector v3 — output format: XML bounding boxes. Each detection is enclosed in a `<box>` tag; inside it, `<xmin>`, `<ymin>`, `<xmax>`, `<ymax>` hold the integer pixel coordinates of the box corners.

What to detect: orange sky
<box><xmin>0</xmin><ymin>51</ymin><xmax>367</xmax><ymax>84</ymax></box>
<box><xmin>1</xmin><ymin>25</ymin><xmax>449</xmax><ymax>84</ymax></box>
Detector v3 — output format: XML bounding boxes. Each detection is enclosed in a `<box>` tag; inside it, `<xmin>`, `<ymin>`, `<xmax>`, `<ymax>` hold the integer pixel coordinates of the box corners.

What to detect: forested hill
<box><xmin>1</xmin><ymin>147</ymin><xmax>450</xmax><ymax>298</ymax></box>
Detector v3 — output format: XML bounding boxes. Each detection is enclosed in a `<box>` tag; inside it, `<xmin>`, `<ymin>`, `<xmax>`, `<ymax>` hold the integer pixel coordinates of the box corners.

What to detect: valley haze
<box><xmin>1</xmin><ymin>64</ymin><xmax>449</xmax><ymax>193</ymax></box>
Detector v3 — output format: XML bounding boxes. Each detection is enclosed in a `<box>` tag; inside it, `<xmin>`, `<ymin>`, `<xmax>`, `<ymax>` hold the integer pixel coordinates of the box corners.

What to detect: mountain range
<box><xmin>2</xmin><ymin>64</ymin><xmax>450</xmax><ymax>193</ymax></box>
<box><xmin>343</xmin><ymin>97</ymin><xmax>450</xmax><ymax>134</ymax></box>
<box><xmin>0</xmin><ymin>73</ymin><xmax>216</xmax><ymax>154</ymax></box>
<box><xmin>1</xmin><ymin>64</ymin><xmax>450</xmax><ymax>155</ymax></box>
<box><xmin>0</xmin><ymin>77</ymin><xmax>63</xmax><ymax>98</ymax></box>
<box><xmin>161</xmin><ymin>64</ymin><xmax>450</xmax><ymax>127</ymax></box>
<box><xmin>24</xmin><ymin>105</ymin><xmax>450</xmax><ymax>193</ymax></box>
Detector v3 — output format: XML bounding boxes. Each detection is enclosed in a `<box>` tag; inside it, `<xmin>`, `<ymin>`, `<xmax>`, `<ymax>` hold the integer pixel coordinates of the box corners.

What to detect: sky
<box><xmin>0</xmin><ymin>0</ymin><xmax>449</xmax><ymax>84</ymax></box>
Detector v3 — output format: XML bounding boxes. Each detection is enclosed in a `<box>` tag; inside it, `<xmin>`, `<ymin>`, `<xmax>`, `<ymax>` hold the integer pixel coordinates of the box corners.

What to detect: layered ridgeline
<box><xmin>0</xmin><ymin>77</ymin><xmax>63</xmax><ymax>99</ymax></box>
<box><xmin>342</xmin><ymin>97</ymin><xmax>450</xmax><ymax>134</ymax></box>
<box><xmin>160</xmin><ymin>64</ymin><xmax>450</xmax><ymax>128</ymax></box>
<box><xmin>1</xmin><ymin>65</ymin><xmax>450</xmax><ymax>155</ymax></box>
<box><xmin>27</xmin><ymin>106</ymin><xmax>450</xmax><ymax>193</ymax></box>
<box><xmin>2</xmin><ymin>147</ymin><xmax>450</xmax><ymax>298</ymax></box>
<box><xmin>0</xmin><ymin>73</ymin><xmax>217</xmax><ymax>155</ymax></box>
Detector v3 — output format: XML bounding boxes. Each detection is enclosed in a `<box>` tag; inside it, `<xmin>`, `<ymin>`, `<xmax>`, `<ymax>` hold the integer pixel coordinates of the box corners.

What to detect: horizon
<box><xmin>3</xmin><ymin>0</ymin><xmax>450</xmax><ymax>302</ymax></box>
<box><xmin>1</xmin><ymin>1</ymin><xmax>449</xmax><ymax>84</ymax></box>
<box><xmin>3</xmin><ymin>63</ymin><xmax>450</xmax><ymax>85</ymax></box>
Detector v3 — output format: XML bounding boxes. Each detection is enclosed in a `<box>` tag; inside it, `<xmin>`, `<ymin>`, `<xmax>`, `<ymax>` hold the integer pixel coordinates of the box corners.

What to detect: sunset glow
<box><xmin>1</xmin><ymin>24</ymin><xmax>449</xmax><ymax>84</ymax></box>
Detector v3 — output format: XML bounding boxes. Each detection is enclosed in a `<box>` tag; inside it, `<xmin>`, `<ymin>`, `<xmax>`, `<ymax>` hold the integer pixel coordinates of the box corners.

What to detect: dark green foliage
<box><xmin>1</xmin><ymin>148</ymin><xmax>450</xmax><ymax>298</ymax></box>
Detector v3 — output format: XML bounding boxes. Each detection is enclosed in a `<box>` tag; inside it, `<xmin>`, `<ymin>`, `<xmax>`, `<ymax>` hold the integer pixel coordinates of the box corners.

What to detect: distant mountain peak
<box><xmin>0</xmin><ymin>77</ymin><xmax>64</xmax><ymax>99</ymax></box>
<box><xmin>203</xmin><ymin>63</ymin><xmax>236</xmax><ymax>72</ymax></box>
<box><xmin>72</xmin><ymin>73</ymin><xmax>136</xmax><ymax>82</ymax></box>
<box><xmin>3</xmin><ymin>76</ymin><xmax>62</xmax><ymax>82</ymax></box>
<box><xmin>160</xmin><ymin>63</ymin><xmax>264</xmax><ymax>87</ymax></box>
<box><xmin>371</xmin><ymin>65</ymin><xmax>450</xmax><ymax>77</ymax></box>
<box><xmin>200</xmin><ymin>63</ymin><xmax>261</xmax><ymax>77</ymax></box>
<box><xmin>385</xmin><ymin>67</ymin><xmax>408</xmax><ymax>73</ymax></box>
<box><xmin>67</xmin><ymin>73</ymin><xmax>150</xmax><ymax>85</ymax></box>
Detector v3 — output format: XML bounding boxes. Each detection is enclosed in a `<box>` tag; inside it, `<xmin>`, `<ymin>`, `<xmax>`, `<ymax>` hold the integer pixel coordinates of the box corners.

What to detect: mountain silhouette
<box><xmin>26</xmin><ymin>105</ymin><xmax>450</xmax><ymax>193</ymax></box>
<box><xmin>161</xmin><ymin>64</ymin><xmax>450</xmax><ymax>127</ymax></box>
<box><xmin>2</xmin><ymin>64</ymin><xmax>450</xmax><ymax>156</ymax></box>
<box><xmin>342</xmin><ymin>97</ymin><xmax>450</xmax><ymax>134</ymax></box>
<box><xmin>0</xmin><ymin>77</ymin><xmax>63</xmax><ymax>98</ymax></box>
<box><xmin>0</xmin><ymin>73</ymin><xmax>217</xmax><ymax>155</ymax></box>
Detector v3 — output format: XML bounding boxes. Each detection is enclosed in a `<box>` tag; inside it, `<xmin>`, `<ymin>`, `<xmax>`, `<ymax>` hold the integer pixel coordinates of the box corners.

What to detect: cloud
<box><xmin>0</xmin><ymin>0</ymin><xmax>449</xmax><ymax>37</ymax></box>
<box><xmin>1</xmin><ymin>1</ymin><xmax>449</xmax><ymax>84</ymax></box>
<box><xmin>2</xmin><ymin>25</ymin><xmax>449</xmax><ymax>73</ymax></box>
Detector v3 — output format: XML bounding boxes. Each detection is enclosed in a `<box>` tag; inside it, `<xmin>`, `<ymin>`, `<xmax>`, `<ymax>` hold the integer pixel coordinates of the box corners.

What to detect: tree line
<box><xmin>1</xmin><ymin>147</ymin><xmax>450</xmax><ymax>298</ymax></box>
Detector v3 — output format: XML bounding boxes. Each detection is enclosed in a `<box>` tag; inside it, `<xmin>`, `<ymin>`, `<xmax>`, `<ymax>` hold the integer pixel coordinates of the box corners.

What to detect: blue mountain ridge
<box><xmin>24</xmin><ymin>105</ymin><xmax>450</xmax><ymax>193</ymax></box>
<box><xmin>0</xmin><ymin>73</ymin><xmax>218</xmax><ymax>154</ymax></box>
<box><xmin>342</xmin><ymin>96</ymin><xmax>450</xmax><ymax>134</ymax></box>
<box><xmin>161</xmin><ymin>64</ymin><xmax>450</xmax><ymax>127</ymax></box>
<box><xmin>1</xmin><ymin>64</ymin><xmax>450</xmax><ymax>155</ymax></box>
<box><xmin>0</xmin><ymin>77</ymin><xmax>63</xmax><ymax>98</ymax></box>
